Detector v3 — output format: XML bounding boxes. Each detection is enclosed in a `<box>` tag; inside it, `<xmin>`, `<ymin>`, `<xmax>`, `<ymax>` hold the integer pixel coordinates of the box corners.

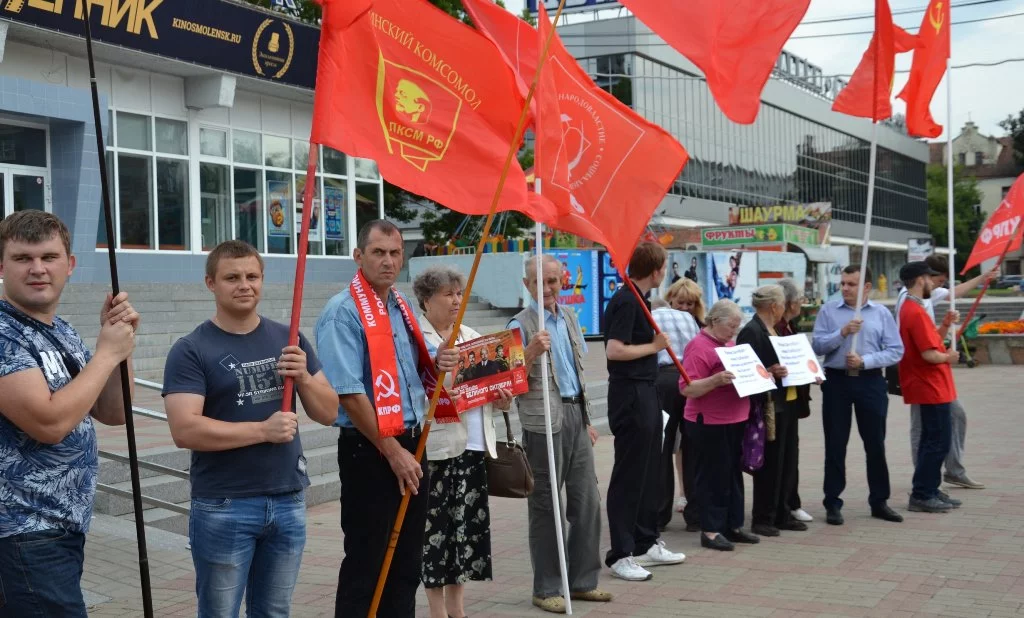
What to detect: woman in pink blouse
<box><xmin>680</xmin><ymin>299</ymin><xmax>760</xmax><ymax>551</ymax></box>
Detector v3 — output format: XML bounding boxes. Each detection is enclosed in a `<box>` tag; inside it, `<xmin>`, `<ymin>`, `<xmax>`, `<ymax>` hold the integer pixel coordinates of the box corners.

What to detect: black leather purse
<box><xmin>485</xmin><ymin>412</ymin><xmax>534</xmax><ymax>499</ymax></box>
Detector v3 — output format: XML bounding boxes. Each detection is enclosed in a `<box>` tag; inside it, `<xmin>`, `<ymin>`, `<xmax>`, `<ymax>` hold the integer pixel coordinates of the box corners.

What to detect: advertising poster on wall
<box><xmin>295</xmin><ymin>198</ymin><xmax>323</xmax><ymax>242</ymax></box>
<box><xmin>551</xmin><ymin>251</ymin><xmax>600</xmax><ymax>335</ymax></box>
<box><xmin>324</xmin><ymin>185</ymin><xmax>345</xmax><ymax>241</ymax></box>
<box><xmin>453</xmin><ymin>330</ymin><xmax>529</xmax><ymax>412</ymax></box>
<box><xmin>597</xmin><ymin>251</ymin><xmax>625</xmax><ymax>334</ymax></box>
<box><xmin>907</xmin><ymin>237</ymin><xmax>934</xmax><ymax>262</ymax></box>
<box><xmin>708</xmin><ymin>251</ymin><xmax>758</xmax><ymax>318</ymax></box>
<box><xmin>664</xmin><ymin>251</ymin><xmax>714</xmax><ymax>305</ymax></box>
<box><xmin>817</xmin><ymin>245</ymin><xmax>850</xmax><ymax>303</ymax></box>
<box><xmin>267</xmin><ymin>180</ymin><xmax>291</xmax><ymax>238</ymax></box>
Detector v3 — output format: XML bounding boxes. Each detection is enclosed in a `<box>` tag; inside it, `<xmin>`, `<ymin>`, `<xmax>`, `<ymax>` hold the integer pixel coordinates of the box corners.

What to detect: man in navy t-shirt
<box><xmin>163</xmin><ymin>240</ymin><xmax>338</xmax><ymax>616</ymax></box>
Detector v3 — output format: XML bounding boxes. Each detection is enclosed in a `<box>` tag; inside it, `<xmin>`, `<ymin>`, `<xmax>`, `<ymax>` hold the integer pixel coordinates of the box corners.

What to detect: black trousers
<box><xmin>688</xmin><ymin>417</ymin><xmax>745</xmax><ymax>533</ymax></box>
<box><xmin>654</xmin><ymin>365</ymin><xmax>697</xmax><ymax>528</ymax></box>
<box><xmin>605</xmin><ymin>379</ymin><xmax>661</xmax><ymax>566</ymax></box>
<box><xmin>751</xmin><ymin>405</ymin><xmax>800</xmax><ymax>526</ymax></box>
<box><xmin>821</xmin><ymin>370</ymin><xmax>891</xmax><ymax>510</ymax></box>
<box><xmin>335</xmin><ymin>429</ymin><xmax>429</xmax><ymax>618</ymax></box>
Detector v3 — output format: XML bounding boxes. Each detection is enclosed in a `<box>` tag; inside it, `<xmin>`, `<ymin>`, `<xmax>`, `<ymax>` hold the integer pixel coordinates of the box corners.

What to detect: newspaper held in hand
<box><xmin>714</xmin><ymin>343</ymin><xmax>777</xmax><ymax>398</ymax></box>
<box><xmin>769</xmin><ymin>334</ymin><xmax>826</xmax><ymax>387</ymax></box>
<box><xmin>453</xmin><ymin>329</ymin><xmax>529</xmax><ymax>412</ymax></box>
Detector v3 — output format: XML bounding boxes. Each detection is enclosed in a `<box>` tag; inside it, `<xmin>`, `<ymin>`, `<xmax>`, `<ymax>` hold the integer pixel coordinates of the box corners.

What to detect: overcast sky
<box><xmin>503</xmin><ymin>0</ymin><xmax>1024</xmax><ymax>142</ymax></box>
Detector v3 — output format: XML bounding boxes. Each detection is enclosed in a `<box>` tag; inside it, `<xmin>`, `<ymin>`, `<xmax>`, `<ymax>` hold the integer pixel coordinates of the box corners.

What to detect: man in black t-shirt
<box><xmin>602</xmin><ymin>242</ymin><xmax>686</xmax><ymax>582</ymax></box>
<box><xmin>163</xmin><ymin>241</ymin><xmax>339</xmax><ymax>616</ymax></box>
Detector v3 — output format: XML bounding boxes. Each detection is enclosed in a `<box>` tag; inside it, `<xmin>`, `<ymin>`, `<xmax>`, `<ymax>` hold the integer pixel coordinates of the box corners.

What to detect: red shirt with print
<box><xmin>898</xmin><ymin>300</ymin><xmax>956</xmax><ymax>405</ymax></box>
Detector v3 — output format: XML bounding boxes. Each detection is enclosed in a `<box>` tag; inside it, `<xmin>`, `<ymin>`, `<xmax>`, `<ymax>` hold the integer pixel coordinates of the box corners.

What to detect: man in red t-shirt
<box><xmin>897</xmin><ymin>262</ymin><xmax>960</xmax><ymax>514</ymax></box>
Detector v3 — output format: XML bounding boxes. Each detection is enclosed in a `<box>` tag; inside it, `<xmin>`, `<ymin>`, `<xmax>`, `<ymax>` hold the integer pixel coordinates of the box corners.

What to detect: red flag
<box><xmin>896</xmin><ymin>0</ymin><xmax>949</xmax><ymax>138</ymax></box>
<box><xmin>532</xmin><ymin>5</ymin><xmax>689</xmax><ymax>269</ymax></box>
<box><xmin>311</xmin><ymin>0</ymin><xmax>553</xmax><ymax>221</ymax></box>
<box><xmin>961</xmin><ymin>173</ymin><xmax>1024</xmax><ymax>274</ymax></box>
<box><xmin>616</xmin><ymin>0</ymin><xmax>810</xmax><ymax>125</ymax></box>
<box><xmin>831</xmin><ymin>0</ymin><xmax>917</xmax><ymax>121</ymax></box>
<box><xmin>462</xmin><ymin>0</ymin><xmax>537</xmax><ymax>101</ymax></box>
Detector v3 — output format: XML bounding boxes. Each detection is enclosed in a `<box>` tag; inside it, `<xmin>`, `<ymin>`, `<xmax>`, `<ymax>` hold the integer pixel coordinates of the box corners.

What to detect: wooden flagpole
<box><xmin>367</xmin><ymin>0</ymin><xmax>569</xmax><ymax>614</ymax></box>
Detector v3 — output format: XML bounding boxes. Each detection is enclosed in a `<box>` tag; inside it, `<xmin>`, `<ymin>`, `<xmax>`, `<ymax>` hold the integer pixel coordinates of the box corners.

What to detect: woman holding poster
<box><xmin>413</xmin><ymin>267</ymin><xmax>512</xmax><ymax>618</ymax></box>
<box><xmin>680</xmin><ymin>300</ymin><xmax>759</xmax><ymax>552</ymax></box>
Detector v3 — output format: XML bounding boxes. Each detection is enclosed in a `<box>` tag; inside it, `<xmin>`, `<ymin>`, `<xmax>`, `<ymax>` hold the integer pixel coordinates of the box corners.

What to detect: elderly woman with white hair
<box><xmin>680</xmin><ymin>299</ymin><xmax>759</xmax><ymax>551</ymax></box>
<box><xmin>737</xmin><ymin>284</ymin><xmax>806</xmax><ymax>538</ymax></box>
<box><xmin>412</xmin><ymin>266</ymin><xmax>513</xmax><ymax>618</ymax></box>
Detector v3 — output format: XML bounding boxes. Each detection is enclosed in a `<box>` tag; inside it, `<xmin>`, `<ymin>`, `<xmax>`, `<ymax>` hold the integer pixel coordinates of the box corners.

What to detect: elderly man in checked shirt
<box><xmin>812</xmin><ymin>265</ymin><xmax>904</xmax><ymax>527</ymax></box>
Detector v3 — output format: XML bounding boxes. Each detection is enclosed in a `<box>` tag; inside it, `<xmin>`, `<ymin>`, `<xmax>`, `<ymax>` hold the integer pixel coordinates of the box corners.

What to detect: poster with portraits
<box><xmin>453</xmin><ymin>329</ymin><xmax>529</xmax><ymax>412</ymax></box>
<box><xmin>708</xmin><ymin>251</ymin><xmax>758</xmax><ymax>319</ymax></box>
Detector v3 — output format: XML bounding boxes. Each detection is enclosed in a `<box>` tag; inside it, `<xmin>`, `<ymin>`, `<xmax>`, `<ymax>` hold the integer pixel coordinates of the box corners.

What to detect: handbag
<box><xmin>485</xmin><ymin>411</ymin><xmax>534</xmax><ymax>499</ymax></box>
<box><xmin>742</xmin><ymin>400</ymin><xmax>766</xmax><ymax>474</ymax></box>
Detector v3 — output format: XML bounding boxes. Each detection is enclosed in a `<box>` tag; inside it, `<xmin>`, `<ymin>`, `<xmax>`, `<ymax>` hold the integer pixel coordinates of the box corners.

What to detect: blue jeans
<box><xmin>189</xmin><ymin>491</ymin><xmax>306</xmax><ymax>618</ymax></box>
<box><xmin>0</xmin><ymin>528</ymin><xmax>87</xmax><ymax>618</ymax></box>
<box><xmin>911</xmin><ymin>403</ymin><xmax>952</xmax><ymax>501</ymax></box>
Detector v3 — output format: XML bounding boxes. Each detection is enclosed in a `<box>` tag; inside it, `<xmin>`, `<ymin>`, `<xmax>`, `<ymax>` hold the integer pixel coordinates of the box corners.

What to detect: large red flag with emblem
<box><xmin>311</xmin><ymin>0</ymin><xmax>554</xmax><ymax>221</ymax></box>
<box><xmin>615</xmin><ymin>0</ymin><xmax>810</xmax><ymax>125</ymax></box>
<box><xmin>832</xmin><ymin>0</ymin><xmax>917</xmax><ymax>121</ymax></box>
<box><xmin>896</xmin><ymin>0</ymin><xmax>949</xmax><ymax>138</ymax></box>
<box><xmin>961</xmin><ymin>173</ymin><xmax>1024</xmax><ymax>274</ymax></box>
<box><xmin>532</xmin><ymin>4</ymin><xmax>689</xmax><ymax>269</ymax></box>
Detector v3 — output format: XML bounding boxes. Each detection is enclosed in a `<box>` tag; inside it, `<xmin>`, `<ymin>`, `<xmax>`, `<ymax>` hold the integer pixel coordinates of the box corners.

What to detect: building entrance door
<box><xmin>0</xmin><ymin>167</ymin><xmax>51</xmax><ymax>218</ymax></box>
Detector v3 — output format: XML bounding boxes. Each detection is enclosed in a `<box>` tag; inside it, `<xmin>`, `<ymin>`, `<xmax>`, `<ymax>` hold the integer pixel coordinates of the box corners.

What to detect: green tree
<box><xmin>999</xmin><ymin>108</ymin><xmax>1024</xmax><ymax>167</ymax></box>
<box><xmin>926</xmin><ymin>163</ymin><xmax>985</xmax><ymax>274</ymax></box>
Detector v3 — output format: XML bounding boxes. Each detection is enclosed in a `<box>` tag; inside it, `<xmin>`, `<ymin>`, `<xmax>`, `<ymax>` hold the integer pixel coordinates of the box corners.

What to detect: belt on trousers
<box><xmin>338</xmin><ymin>425</ymin><xmax>422</xmax><ymax>440</ymax></box>
<box><xmin>561</xmin><ymin>395</ymin><xmax>583</xmax><ymax>404</ymax></box>
<box><xmin>824</xmin><ymin>367</ymin><xmax>882</xmax><ymax>377</ymax></box>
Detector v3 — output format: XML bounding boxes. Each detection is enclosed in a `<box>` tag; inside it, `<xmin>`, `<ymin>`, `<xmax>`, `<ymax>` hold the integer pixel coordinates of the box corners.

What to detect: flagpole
<box><xmin>945</xmin><ymin>56</ymin><xmax>957</xmax><ymax>351</ymax></box>
<box><xmin>368</xmin><ymin>1</ymin><xmax>570</xmax><ymax>614</ymax></box>
<box><xmin>533</xmin><ymin>214</ymin><xmax>573</xmax><ymax>615</ymax></box>
<box><xmin>624</xmin><ymin>278</ymin><xmax>691</xmax><ymax>384</ymax></box>
<box><xmin>955</xmin><ymin>220</ymin><xmax>1022</xmax><ymax>341</ymax></box>
<box><xmin>850</xmin><ymin>120</ymin><xmax>879</xmax><ymax>363</ymax></box>
<box><xmin>82</xmin><ymin>6</ymin><xmax>153</xmax><ymax>616</ymax></box>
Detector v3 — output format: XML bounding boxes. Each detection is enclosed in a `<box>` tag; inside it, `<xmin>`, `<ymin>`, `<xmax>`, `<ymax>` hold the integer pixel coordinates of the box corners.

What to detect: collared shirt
<box><xmin>651</xmin><ymin>306</ymin><xmax>700</xmax><ymax>366</ymax></box>
<box><xmin>508</xmin><ymin>301</ymin><xmax>585</xmax><ymax>398</ymax></box>
<box><xmin>315</xmin><ymin>287</ymin><xmax>425</xmax><ymax>429</ymax></box>
<box><xmin>897</xmin><ymin>286</ymin><xmax>949</xmax><ymax>325</ymax></box>
<box><xmin>811</xmin><ymin>299</ymin><xmax>904</xmax><ymax>370</ymax></box>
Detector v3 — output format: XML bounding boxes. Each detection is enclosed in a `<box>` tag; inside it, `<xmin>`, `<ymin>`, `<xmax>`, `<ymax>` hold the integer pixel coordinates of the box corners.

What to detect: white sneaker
<box><xmin>791</xmin><ymin>508</ymin><xmax>813</xmax><ymax>522</ymax></box>
<box><xmin>634</xmin><ymin>540</ymin><xmax>686</xmax><ymax>567</ymax></box>
<box><xmin>610</xmin><ymin>556</ymin><xmax>652</xmax><ymax>581</ymax></box>
<box><xmin>675</xmin><ymin>496</ymin><xmax>687</xmax><ymax>513</ymax></box>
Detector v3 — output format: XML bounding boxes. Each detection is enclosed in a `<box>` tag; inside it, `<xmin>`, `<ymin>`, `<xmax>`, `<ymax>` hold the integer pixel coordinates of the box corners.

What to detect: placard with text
<box><xmin>769</xmin><ymin>335</ymin><xmax>826</xmax><ymax>387</ymax></box>
<box><xmin>714</xmin><ymin>343</ymin><xmax>777</xmax><ymax>398</ymax></box>
<box><xmin>453</xmin><ymin>329</ymin><xmax>529</xmax><ymax>412</ymax></box>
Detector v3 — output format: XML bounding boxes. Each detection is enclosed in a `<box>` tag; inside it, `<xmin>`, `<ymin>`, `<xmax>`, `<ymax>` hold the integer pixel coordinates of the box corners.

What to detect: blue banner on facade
<box><xmin>551</xmin><ymin>250</ymin><xmax>599</xmax><ymax>336</ymax></box>
<box><xmin>597</xmin><ymin>250</ymin><xmax>624</xmax><ymax>336</ymax></box>
<box><xmin>527</xmin><ymin>0</ymin><xmax>621</xmax><ymax>14</ymax></box>
<box><xmin>1</xmin><ymin>0</ymin><xmax>319</xmax><ymax>90</ymax></box>
<box><xmin>324</xmin><ymin>185</ymin><xmax>345</xmax><ymax>241</ymax></box>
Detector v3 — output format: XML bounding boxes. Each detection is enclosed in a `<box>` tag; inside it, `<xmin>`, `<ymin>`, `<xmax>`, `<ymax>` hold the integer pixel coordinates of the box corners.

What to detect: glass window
<box><xmin>323</xmin><ymin>177</ymin><xmax>347</xmax><ymax>256</ymax></box>
<box><xmin>117</xmin><ymin>154</ymin><xmax>153</xmax><ymax>248</ymax></box>
<box><xmin>97</xmin><ymin>151</ymin><xmax>114</xmax><ymax>247</ymax></box>
<box><xmin>12</xmin><ymin>174</ymin><xmax>45</xmax><ymax>212</ymax></box>
<box><xmin>293</xmin><ymin>140</ymin><xmax>310</xmax><ymax>170</ymax></box>
<box><xmin>264</xmin><ymin>135</ymin><xmax>291</xmax><ymax>169</ymax></box>
<box><xmin>116</xmin><ymin>113</ymin><xmax>151</xmax><ymax>151</ymax></box>
<box><xmin>356</xmin><ymin>181</ymin><xmax>381</xmax><ymax>234</ymax></box>
<box><xmin>352</xmin><ymin>158</ymin><xmax>380</xmax><ymax>180</ymax></box>
<box><xmin>233</xmin><ymin>130</ymin><xmax>261</xmax><ymax>165</ymax></box>
<box><xmin>0</xmin><ymin>124</ymin><xmax>47</xmax><ymax>166</ymax></box>
<box><xmin>199</xmin><ymin>163</ymin><xmax>231</xmax><ymax>251</ymax></box>
<box><xmin>200</xmin><ymin>128</ymin><xmax>228</xmax><ymax>158</ymax></box>
<box><xmin>296</xmin><ymin>174</ymin><xmax>322</xmax><ymax>256</ymax></box>
<box><xmin>234</xmin><ymin>168</ymin><xmax>264</xmax><ymax>252</ymax></box>
<box><xmin>323</xmin><ymin>146</ymin><xmax>346</xmax><ymax>175</ymax></box>
<box><xmin>155</xmin><ymin>118</ymin><xmax>187</xmax><ymax>155</ymax></box>
<box><xmin>266</xmin><ymin>171</ymin><xmax>293</xmax><ymax>254</ymax></box>
<box><xmin>156</xmin><ymin>159</ymin><xmax>189</xmax><ymax>250</ymax></box>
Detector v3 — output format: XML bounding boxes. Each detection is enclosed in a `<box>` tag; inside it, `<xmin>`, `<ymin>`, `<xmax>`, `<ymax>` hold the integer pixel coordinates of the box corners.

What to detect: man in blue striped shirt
<box><xmin>812</xmin><ymin>265</ymin><xmax>904</xmax><ymax>526</ymax></box>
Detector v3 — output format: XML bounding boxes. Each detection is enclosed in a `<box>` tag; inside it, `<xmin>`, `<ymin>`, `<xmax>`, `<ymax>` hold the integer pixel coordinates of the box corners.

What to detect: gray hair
<box><xmin>751</xmin><ymin>285</ymin><xmax>785</xmax><ymax>310</ymax></box>
<box><xmin>705</xmin><ymin>299</ymin><xmax>742</xmax><ymax>326</ymax></box>
<box><xmin>524</xmin><ymin>253</ymin><xmax>561</xmax><ymax>283</ymax></box>
<box><xmin>651</xmin><ymin>298</ymin><xmax>669</xmax><ymax>310</ymax></box>
<box><xmin>412</xmin><ymin>266</ymin><xmax>466</xmax><ymax>311</ymax></box>
<box><xmin>778</xmin><ymin>278</ymin><xmax>801</xmax><ymax>305</ymax></box>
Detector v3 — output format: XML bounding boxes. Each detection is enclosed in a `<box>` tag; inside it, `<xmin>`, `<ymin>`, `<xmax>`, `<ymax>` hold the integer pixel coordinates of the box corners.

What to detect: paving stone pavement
<box><xmin>82</xmin><ymin>365</ymin><xmax>1024</xmax><ymax>617</ymax></box>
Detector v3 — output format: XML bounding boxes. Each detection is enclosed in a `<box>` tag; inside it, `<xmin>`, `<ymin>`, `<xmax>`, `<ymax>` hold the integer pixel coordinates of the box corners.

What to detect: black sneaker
<box><xmin>777</xmin><ymin>518</ymin><xmax>809</xmax><ymax>532</ymax></box>
<box><xmin>750</xmin><ymin>523</ymin><xmax>780</xmax><ymax>537</ymax></box>
<box><xmin>825</xmin><ymin>507</ymin><xmax>844</xmax><ymax>526</ymax></box>
<box><xmin>936</xmin><ymin>491</ymin><xmax>962</xmax><ymax>509</ymax></box>
<box><xmin>723</xmin><ymin>528</ymin><xmax>761</xmax><ymax>544</ymax></box>
<box><xmin>908</xmin><ymin>496</ymin><xmax>953</xmax><ymax>513</ymax></box>
<box><xmin>871</xmin><ymin>503</ymin><xmax>904</xmax><ymax>523</ymax></box>
<box><xmin>700</xmin><ymin>533</ymin><xmax>735</xmax><ymax>551</ymax></box>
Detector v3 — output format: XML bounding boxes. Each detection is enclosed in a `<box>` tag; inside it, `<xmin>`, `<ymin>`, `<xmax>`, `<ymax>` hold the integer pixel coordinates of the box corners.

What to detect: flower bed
<box><xmin>977</xmin><ymin>320</ymin><xmax>1024</xmax><ymax>335</ymax></box>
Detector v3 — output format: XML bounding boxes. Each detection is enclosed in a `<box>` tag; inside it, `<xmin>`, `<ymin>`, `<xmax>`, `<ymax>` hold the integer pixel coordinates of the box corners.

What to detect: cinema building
<box><xmin>0</xmin><ymin>0</ymin><xmax>379</xmax><ymax>284</ymax></box>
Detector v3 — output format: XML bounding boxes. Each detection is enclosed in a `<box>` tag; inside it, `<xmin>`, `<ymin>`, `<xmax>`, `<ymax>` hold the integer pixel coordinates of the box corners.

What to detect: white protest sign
<box><xmin>769</xmin><ymin>335</ymin><xmax>826</xmax><ymax>387</ymax></box>
<box><xmin>714</xmin><ymin>343</ymin><xmax>777</xmax><ymax>398</ymax></box>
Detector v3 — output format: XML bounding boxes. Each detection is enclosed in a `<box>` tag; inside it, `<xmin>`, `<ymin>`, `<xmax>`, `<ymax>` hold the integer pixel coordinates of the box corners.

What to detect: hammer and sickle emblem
<box><xmin>375</xmin><ymin>370</ymin><xmax>399</xmax><ymax>401</ymax></box>
<box><xmin>929</xmin><ymin>2</ymin><xmax>944</xmax><ymax>34</ymax></box>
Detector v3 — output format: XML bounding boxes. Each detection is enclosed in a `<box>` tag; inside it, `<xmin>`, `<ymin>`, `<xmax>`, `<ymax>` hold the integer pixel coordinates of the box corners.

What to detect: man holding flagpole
<box><xmin>316</xmin><ymin>220</ymin><xmax>460</xmax><ymax>617</ymax></box>
<box><xmin>508</xmin><ymin>254</ymin><xmax>610</xmax><ymax>614</ymax></box>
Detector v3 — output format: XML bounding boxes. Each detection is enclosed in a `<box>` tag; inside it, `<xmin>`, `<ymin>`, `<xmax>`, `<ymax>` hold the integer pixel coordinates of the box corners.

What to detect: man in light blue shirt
<box><xmin>811</xmin><ymin>265</ymin><xmax>904</xmax><ymax>527</ymax></box>
<box><xmin>315</xmin><ymin>220</ymin><xmax>458</xmax><ymax>618</ymax></box>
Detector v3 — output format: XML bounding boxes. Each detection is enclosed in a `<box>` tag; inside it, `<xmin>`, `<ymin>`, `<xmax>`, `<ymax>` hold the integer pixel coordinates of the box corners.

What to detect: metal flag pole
<box><xmin>81</xmin><ymin>6</ymin><xmax>153</xmax><ymax>616</ymax></box>
<box><xmin>945</xmin><ymin>56</ymin><xmax>957</xmax><ymax>352</ymax></box>
<box><xmin>534</xmin><ymin>211</ymin><xmax>573</xmax><ymax>616</ymax></box>
<box><xmin>367</xmin><ymin>0</ymin><xmax>569</xmax><ymax>614</ymax></box>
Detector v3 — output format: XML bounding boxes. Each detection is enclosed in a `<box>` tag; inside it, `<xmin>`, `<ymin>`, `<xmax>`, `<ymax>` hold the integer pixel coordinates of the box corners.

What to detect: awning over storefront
<box><xmin>791</xmin><ymin>244</ymin><xmax>837</xmax><ymax>263</ymax></box>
